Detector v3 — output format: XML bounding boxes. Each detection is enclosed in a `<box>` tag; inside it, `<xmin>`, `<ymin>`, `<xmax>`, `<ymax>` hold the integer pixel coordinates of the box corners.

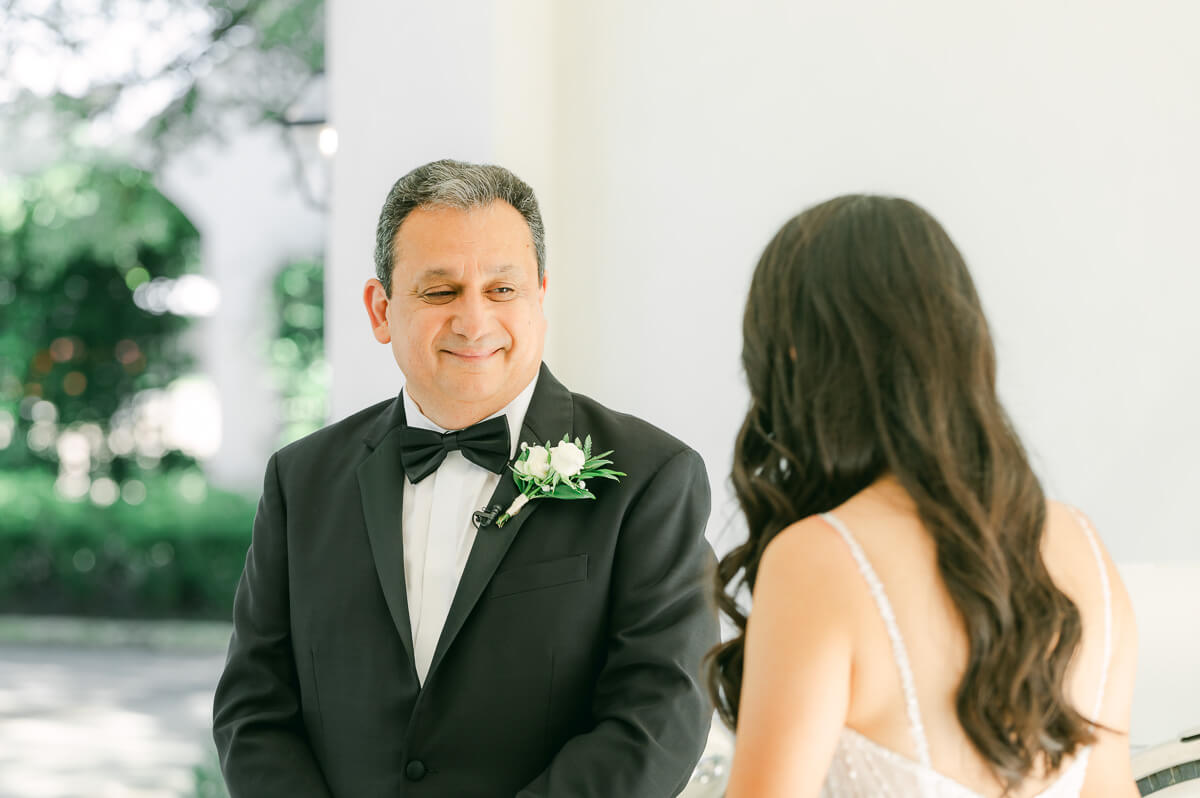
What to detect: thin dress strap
<box><xmin>820</xmin><ymin>511</ymin><xmax>933</xmax><ymax>769</ymax></box>
<box><xmin>1067</xmin><ymin>506</ymin><xmax>1114</xmax><ymax>720</ymax></box>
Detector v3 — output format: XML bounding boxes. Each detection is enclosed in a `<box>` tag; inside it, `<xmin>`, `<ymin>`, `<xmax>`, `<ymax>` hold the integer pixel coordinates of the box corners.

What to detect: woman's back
<box><xmin>712</xmin><ymin>194</ymin><xmax>1139</xmax><ymax>798</ymax></box>
<box><xmin>724</xmin><ymin>478</ymin><xmax>1138</xmax><ymax>797</ymax></box>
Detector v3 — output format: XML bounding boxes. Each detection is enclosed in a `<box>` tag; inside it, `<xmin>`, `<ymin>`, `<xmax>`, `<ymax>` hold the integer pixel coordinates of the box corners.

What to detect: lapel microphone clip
<box><xmin>472</xmin><ymin>504</ymin><xmax>502</xmax><ymax>529</ymax></box>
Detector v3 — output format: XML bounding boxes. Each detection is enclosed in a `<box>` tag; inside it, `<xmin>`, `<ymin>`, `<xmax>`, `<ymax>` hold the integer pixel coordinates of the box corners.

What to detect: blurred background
<box><xmin>1</xmin><ymin>1</ymin><xmax>1197</xmax><ymax>796</ymax></box>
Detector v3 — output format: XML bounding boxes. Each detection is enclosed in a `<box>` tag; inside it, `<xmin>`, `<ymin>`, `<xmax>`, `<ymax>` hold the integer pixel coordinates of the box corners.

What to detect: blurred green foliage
<box><xmin>2</xmin><ymin>0</ymin><xmax>325</xmax><ymax>168</ymax></box>
<box><xmin>0</xmin><ymin>468</ymin><xmax>254</xmax><ymax>618</ymax></box>
<box><xmin>0</xmin><ymin>0</ymin><xmax>329</xmax><ymax>622</ymax></box>
<box><xmin>0</xmin><ymin>162</ymin><xmax>199</xmax><ymax>477</ymax></box>
<box><xmin>190</xmin><ymin>748</ymin><xmax>231</xmax><ymax>798</ymax></box>
<box><xmin>270</xmin><ymin>258</ymin><xmax>326</xmax><ymax>446</ymax></box>
<box><xmin>0</xmin><ymin>163</ymin><xmax>258</xmax><ymax>620</ymax></box>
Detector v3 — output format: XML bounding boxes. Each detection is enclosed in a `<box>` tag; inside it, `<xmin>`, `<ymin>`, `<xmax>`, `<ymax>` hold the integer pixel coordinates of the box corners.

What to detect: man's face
<box><xmin>365</xmin><ymin>200</ymin><xmax>547</xmax><ymax>428</ymax></box>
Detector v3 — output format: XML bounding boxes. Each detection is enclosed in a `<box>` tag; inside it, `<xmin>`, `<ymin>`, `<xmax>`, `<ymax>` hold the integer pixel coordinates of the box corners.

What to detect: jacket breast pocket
<box><xmin>488</xmin><ymin>553</ymin><xmax>588</xmax><ymax>598</ymax></box>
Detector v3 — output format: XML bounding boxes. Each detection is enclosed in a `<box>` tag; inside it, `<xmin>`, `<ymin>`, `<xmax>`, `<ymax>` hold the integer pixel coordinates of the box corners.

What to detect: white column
<box><xmin>159</xmin><ymin>123</ymin><xmax>325</xmax><ymax>489</ymax></box>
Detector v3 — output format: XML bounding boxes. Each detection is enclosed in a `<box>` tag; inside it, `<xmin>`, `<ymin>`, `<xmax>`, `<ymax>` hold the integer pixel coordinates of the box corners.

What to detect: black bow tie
<box><xmin>398</xmin><ymin>415</ymin><xmax>511</xmax><ymax>484</ymax></box>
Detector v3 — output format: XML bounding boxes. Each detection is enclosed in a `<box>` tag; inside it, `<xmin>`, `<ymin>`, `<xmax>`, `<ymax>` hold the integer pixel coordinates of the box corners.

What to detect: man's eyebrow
<box><xmin>415</xmin><ymin>267</ymin><xmax>454</xmax><ymax>282</ymax></box>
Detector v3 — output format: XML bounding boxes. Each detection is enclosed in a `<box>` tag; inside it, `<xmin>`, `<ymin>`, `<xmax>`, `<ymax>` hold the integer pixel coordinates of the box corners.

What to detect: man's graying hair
<box><xmin>373</xmin><ymin>159</ymin><xmax>546</xmax><ymax>296</ymax></box>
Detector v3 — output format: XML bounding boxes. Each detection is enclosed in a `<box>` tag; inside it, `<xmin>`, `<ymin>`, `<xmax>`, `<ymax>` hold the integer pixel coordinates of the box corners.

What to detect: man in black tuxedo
<box><xmin>213</xmin><ymin>159</ymin><xmax>718</xmax><ymax>797</ymax></box>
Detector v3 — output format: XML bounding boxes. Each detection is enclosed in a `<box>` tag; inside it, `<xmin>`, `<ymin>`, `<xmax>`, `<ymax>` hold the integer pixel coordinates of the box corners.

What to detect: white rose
<box><xmin>520</xmin><ymin>445</ymin><xmax>551</xmax><ymax>479</ymax></box>
<box><xmin>549</xmin><ymin>440</ymin><xmax>587</xmax><ymax>478</ymax></box>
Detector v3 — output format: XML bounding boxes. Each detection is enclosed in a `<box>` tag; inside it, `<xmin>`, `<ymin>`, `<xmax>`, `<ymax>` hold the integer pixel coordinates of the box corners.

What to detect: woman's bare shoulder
<box><xmin>1043</xmin><ymin>501</ymin><xmax>1138</xmax><ymax>708</ymax></box>
<box><xmin>756</xmin><ymin>514</ymin><xmax>868</xmax><ymax>610</ymax></box>
<box><xmin>1042</xmin><ymin>501</ymin><xmax>1133</xmax><ymax>617</ymax></box>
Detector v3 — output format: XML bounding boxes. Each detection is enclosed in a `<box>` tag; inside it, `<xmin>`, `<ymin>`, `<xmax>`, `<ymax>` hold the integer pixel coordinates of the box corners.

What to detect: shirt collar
<box><xmin>402</xmin><ymin>371</ymin><xmax>540</xmax><ymax>460</ymax></box>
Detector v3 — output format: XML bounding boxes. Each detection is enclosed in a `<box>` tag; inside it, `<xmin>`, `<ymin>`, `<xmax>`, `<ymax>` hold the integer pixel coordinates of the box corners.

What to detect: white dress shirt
<box><xmin>401</xmin><ymin>374</ymin><xmax>539</xmax><ymax>685</ymax></box>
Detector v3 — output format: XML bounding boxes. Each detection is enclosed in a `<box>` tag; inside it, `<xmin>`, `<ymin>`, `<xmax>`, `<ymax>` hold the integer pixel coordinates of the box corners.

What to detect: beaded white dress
<box><xmin>817</xmin><ymin>510</ymin><xmax>1112</xmax><ymax>798</ymax></box>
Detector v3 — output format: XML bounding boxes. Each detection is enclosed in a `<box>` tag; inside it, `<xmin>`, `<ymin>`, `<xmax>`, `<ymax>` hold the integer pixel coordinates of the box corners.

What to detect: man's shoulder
<box><xmin>274</xmin><ymin>395</ymin><xmax>395</xmax><ymax>467</ymax></box>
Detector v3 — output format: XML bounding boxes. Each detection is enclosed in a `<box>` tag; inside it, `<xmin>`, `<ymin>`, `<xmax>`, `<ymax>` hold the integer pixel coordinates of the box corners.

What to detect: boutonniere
<box><xmin>496</xmin><ymin>435</ymin><xmax>626</xmax><ymax>527</ymax></box>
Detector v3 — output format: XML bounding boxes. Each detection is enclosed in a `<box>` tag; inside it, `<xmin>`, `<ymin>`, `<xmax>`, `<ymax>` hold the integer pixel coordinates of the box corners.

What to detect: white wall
<box><xmin>544</xmin><ymin>1</ymin><xmax>1200</xmax><ymax>563</ymax></box>
<box><xmin>1121</xmin><ymin>563</ymin><xmax>1200</xmax><ymax>746</ymax></box>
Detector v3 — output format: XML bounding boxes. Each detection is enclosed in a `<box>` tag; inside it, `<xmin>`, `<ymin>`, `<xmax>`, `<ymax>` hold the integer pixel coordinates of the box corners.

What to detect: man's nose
<box><xmin>449</xmin><ymin>290</ymin><xmax>491</xmax><ymax>341</ymax></box>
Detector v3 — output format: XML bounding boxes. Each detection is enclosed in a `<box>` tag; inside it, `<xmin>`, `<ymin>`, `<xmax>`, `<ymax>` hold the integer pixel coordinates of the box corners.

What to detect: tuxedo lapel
<box><xmin>426</xmin><ymin>364</ymin><xmax>573</xmax><ymax>682</ymax></box>
<box><xmin>356</xmin><ymin>396</ymin><xmax>418</xmax><ymax>679</ymax></box>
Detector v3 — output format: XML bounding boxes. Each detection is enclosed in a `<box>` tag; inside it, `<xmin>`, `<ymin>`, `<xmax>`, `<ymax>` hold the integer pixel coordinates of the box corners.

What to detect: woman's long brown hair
<box><xmin>706</xmin><ymin>195</ymin><xmax>1094</xmax><ymax>792</ymax></box>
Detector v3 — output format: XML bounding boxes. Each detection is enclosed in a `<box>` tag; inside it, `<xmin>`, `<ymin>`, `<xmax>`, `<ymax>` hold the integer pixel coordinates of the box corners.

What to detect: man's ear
<box><xmin>364</xmin><ymin>278</ymin><xmax>392</xmax><ymax>344</ymax></box>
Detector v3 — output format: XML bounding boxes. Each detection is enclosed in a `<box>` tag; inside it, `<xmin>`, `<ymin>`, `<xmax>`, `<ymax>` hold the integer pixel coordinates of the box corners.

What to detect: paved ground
<box><xmin>0</xmin><ymin>620</ymin><xmax>734</xmax><ymax>798</ymax></box>
<box><xmin>0</xmin><ymin>620</ymin><xmax>230</xmax><ymax>798</ymax></box>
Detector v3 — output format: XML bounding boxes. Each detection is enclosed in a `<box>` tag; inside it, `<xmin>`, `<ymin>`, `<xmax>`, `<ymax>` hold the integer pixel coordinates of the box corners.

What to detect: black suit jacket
<box><xmin>213</xmin><ymin>364</ymin><xmax>718</xmax><ymax>797</ymax></box>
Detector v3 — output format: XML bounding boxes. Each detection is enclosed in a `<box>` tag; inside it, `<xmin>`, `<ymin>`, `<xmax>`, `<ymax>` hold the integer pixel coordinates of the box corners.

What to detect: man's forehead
<box><xmin>389</xmin><ymin>201</ymin><xmax>538</xmax><ymax>286</ymax></box>
<box><xmin>411</xmin><ymin>263</ymin><xmax>517</xmax><ymax>282</ymax></box>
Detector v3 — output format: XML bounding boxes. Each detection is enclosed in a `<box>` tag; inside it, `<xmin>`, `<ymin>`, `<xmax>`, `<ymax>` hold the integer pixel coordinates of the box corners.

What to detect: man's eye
<box><xmin>489</xmin><ymin>287</ymin><xmax>516</xmax><ymax>298</ymax></box>
<box><xmin>421</xmin><ymin>291</ymin><xmax>456</xmax><ymax>304</ymax></box>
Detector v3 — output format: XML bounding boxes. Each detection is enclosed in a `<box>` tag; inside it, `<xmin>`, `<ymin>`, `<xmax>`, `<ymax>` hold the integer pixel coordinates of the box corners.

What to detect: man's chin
<box><xmin>438</xmin><ymin>371</ymin><xmax>505</xmax><ymax>402</ymax></box>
